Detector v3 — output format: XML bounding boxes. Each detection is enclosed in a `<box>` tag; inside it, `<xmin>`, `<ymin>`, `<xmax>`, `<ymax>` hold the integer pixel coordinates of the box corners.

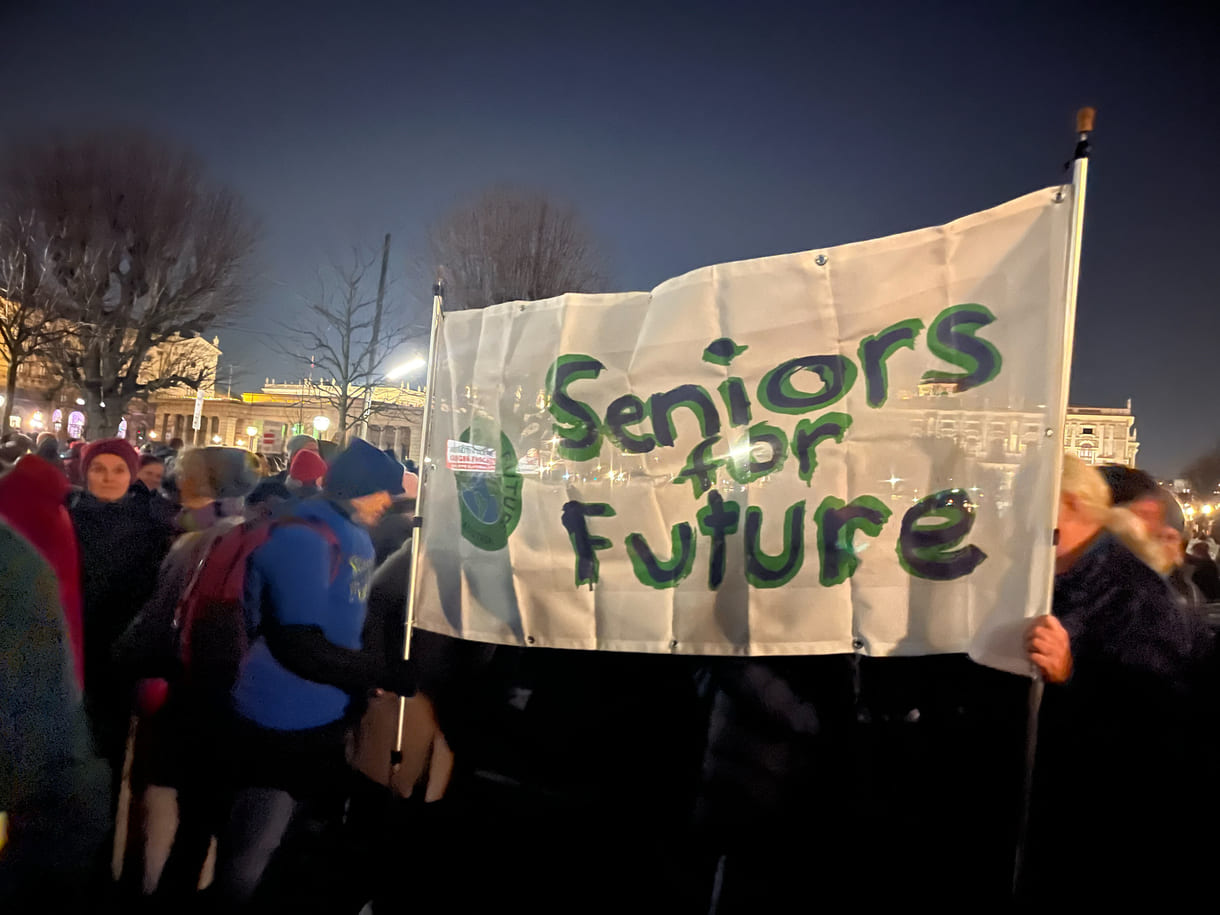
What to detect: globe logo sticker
<box><xmin>451</xmin><ymin>426</ymin><xmax>523</xmax><ymax>551</ymax></box>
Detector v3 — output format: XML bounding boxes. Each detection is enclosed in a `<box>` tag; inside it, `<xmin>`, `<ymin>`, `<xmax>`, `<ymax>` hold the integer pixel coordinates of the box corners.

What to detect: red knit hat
<box><xmin>81</xmin><ymin>437</ymin><xmax>139</xmax><ymax>480</ymax></box>
<box><xmin>289</xmin><ymin>447</ymin><xmax>328</xmax><ymax>484</ymax></box>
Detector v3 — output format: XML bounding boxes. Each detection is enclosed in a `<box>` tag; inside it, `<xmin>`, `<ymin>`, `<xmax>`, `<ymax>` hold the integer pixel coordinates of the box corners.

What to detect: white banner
<box><xmin>415</xmin><ymin>188</ymin><xmax>1072</xmax><ymax>674</ymax></box>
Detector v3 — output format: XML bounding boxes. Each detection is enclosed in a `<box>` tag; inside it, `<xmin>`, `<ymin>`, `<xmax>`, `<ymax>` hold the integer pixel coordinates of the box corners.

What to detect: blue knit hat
<box><xmin>324</xmin><ymin>438</ymin><xmax>405</xmax><ymax>499</ymax></box>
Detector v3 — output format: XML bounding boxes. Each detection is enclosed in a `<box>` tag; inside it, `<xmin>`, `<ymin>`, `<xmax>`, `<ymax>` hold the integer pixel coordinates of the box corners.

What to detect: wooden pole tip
<box><xmin>1076</xmin><ymin>107</ymin><xmax>1096</xmax><ymax>133</ymax></box>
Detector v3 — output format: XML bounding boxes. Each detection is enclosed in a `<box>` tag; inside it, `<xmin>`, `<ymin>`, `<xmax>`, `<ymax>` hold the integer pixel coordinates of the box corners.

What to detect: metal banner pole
<box><xmin>1012</xmin><ymin>106</ymin><xmax>1093</xmax><ymax>893</ymax></box>
<box><xmin>390</xmin><ymin>280</ymin><xmax>445</xmax><ymax>777</ymax></box>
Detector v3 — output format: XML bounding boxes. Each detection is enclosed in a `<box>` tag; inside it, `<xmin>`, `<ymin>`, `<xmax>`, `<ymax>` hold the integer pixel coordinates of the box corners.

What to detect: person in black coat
<box><xmin>69</xmin><ymin>440</ymin><xmax>173</xmax><ymax>787</ymax></box>
<box><xmin>1186</xmin><ymin>542</ymin><xmax>1220</xmax><ymax>602</ymax></box>
<box><xmin>1023</xmin><ymin>456</ymin><xmax>1213</xmax><ymax>903</ymax></box>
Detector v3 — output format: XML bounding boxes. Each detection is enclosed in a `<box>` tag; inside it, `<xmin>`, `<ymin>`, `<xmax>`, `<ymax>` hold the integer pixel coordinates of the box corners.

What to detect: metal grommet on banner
<box><xmin>1054</xmin><ymin>188</ymin><xmax>1066</xmax><ymax>203</ymax></box>
<box><xmin>526</xmin><ymin>635</ymin><xmax>536</xmax><ymax>645</ymax></box>
<box><xmin>815</xmin><ymin>254</ymin><xmax>828</xmax><ymax>267</ymax></box>
<box><xmin>1044</xmin><ymin>428</ymin><xmax>1055</xmax><ymax>437</ymax></box>
<box><xmin>669</xmin><ymin>639</ymin><xmax>679</xmax><ymax>651</ymax></box>
<box><xmin>851</xmin><ymin>637</ymin><xmax>864</xmax><ymax>651</ymax></box>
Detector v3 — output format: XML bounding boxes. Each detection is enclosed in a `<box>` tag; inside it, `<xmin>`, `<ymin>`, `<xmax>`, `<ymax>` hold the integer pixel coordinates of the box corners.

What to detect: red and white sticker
<box><xmin>447</xmin><ymin>439</ymin><xmax>497</xmax><ymax>472</ymax></box>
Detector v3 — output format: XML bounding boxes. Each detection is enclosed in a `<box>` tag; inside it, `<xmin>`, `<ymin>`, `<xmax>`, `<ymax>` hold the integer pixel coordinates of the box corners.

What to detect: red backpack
<box><xmin>172</xmin><ymin>516</ymin><xmax>340</xmax><ymax>698</ymax></box>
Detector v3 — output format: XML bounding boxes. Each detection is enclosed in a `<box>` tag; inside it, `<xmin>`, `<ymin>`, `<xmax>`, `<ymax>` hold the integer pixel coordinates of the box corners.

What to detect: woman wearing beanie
<box><xmin>69</xmin><ymin>438</ymin><xmax>173</xmax><ymax>808</ymax></box>
<box><xmin>286</xmin><ymin>447</ymin><xmax>327</xmax><ymax>498</ymax></box>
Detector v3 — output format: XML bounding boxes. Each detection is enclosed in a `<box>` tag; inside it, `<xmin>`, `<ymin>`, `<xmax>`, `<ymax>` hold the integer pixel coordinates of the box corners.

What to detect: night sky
<box><xmin>1</xmin><ymin>0</ymin><xmax>1215</xmax><ymax>475</ymax></box>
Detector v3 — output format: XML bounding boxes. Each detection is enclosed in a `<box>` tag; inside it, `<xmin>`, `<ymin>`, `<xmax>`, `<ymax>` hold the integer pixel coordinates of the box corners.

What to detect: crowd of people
<box><xmin>1</xmin><ymin>427</ymin><xmax>1218</xmax><ymax>911</ymax></box>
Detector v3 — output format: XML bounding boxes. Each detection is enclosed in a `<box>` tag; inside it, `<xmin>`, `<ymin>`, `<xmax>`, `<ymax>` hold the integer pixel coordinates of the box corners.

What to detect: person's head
<box><xmin>1097</xmin><ymin>464</ymin><xmax>1160</xmax><ymax>524</ymax></box>
<box><xmin>35</xmin><ymin>434</ymin><xmax>62</xmax><ymax>464</ymax></box>
<box><xmin>323</xmin><ymin>437</ymin><xmax>405</xmax><ymax>527</ymax></box>
<box><xmin>286</xmin><ymin>434</ymin><xmax>319</xmax><ymax>461</ymax></box>
<box><xmin>288</xmin><ymin>448</ymin><xmax>328</xmax><ymax>488</ymax></box>
<box><xmin>1190</xmin><ymin>541</ymin><xmax>1212</xmax><ymax>561</ymax></box>
<box><xmin>82</xmin><ymin>438</ymin><xmax>139</xmax><ymax>503</ymax></box>
<box><xmin>137</xmin><ymin>454</ymin><xmax>165</xmax><ymax>491</ymax></box>
<box><xmin>168</xmin><ymin>437</ymin><xmax>185</xmax><ymax>452</ymax></box>
<box><xmin>173</xmin><ymin>447</ymin><xmax>259</xmax><ymax>509</ymax></box>
<box><xmin>0</xmin><ymin>433</ymin><xmax>33</xmax><ymax>464</ymax></box>
<box><xmin>1097</xmin><ymin>464</ymin><xmax>1181</xmax><ymax>573</ymax></box>
<box><xmin>1057</xmin><ymin>455</ymin><xmax>1111</xmax><ymax>562</ymax></box>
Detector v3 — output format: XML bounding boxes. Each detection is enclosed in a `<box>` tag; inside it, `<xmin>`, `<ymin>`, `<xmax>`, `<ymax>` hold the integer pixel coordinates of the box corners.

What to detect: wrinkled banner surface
<box><xmin>414</xmin><ymin>187</ymin><xmax>1072</xmax><ymax>674</ymax></box>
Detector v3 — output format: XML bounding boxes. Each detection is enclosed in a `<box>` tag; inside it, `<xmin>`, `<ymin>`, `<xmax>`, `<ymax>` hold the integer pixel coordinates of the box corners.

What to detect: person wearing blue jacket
<box><xmin>213</xmin><ymin>438</ymin><xmax>414</xmax><ymax>909</ymax></box>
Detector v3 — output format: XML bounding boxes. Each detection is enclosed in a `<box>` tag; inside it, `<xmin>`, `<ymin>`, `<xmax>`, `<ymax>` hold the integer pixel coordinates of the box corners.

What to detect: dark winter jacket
<box><xmin>369</xmin><ymin>503</ymin><xmax>414</xmax><ymax>567</ymax></box>
<box><xmin>69</xmin><ymin>490</ymin><xmax>173</xmax><ymax>760</ymax></box>
<box><xmin>1187</xmin><ymin>554</ymin><xmax>1220</xmax><ymax>602</ymax></box>
<box><xmin>127</xmin><ymin>479</ymin><xmax>178</xmax><ymax>529</ymax></box>
<box><xmin>0</xmin><ymin>523</ymin><xmax>91</xmax><ymax>812</ymax></box>
<box><xmin>0</xmin><ymin>522</ymin><xmax>108</xmax><ymax>904</ymax></box>
<box><xmin>1025</xmin><ymin>531</ymin><xmax>1214</xmax><ymax>899</ymax></box>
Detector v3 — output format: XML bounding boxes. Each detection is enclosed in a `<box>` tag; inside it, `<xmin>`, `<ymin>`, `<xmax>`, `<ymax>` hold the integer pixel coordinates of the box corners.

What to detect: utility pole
<box><xmin>360</xmin><ymin>233</ymin><xmax>391</xmax><ymax>439</ymax></box>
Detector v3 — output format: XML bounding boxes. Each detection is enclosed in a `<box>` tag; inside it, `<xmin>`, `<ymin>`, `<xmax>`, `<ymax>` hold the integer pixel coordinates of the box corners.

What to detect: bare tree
<box><xmin>278</xmin><ymin>247</ymin><xmax>412</xmax><ymax>445</ymax></box>
<box><xmin>0</xmin><ymin>130</ymin><xmax>255</xmax><ymax>437</ymax></box>
<box><xmin>0</xmin><ymin>213</ymin><xmax>74</xmax><ymax>430</ymax></box>
<box><xmin>426</xmin><ymin>187</ymin><xmax>608</xmax><ymax>310</ymax></box>
<box><xmin>1184</xmin><ymin>445</ymin><xmax>1220</xmax><ymax>499</ymax></box>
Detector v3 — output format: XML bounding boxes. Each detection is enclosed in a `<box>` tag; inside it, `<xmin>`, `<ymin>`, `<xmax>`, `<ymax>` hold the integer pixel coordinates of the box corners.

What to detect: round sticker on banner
<box><xmin>453</xmin><ymin>425</ymin><xmax>523</xmax><ymax>551</ymax></box>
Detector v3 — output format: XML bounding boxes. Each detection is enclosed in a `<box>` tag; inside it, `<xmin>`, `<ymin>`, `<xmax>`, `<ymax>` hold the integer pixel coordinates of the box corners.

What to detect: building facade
<box><xmin>2</xmin><ymin>333</ymin><xmax>222</xmax><ymax>440</ymax></box>
<box><xmin>1064</xmin><ymin>403</ymin><xmax>1139</xmax><ymax>466</ymax></box>
<box><xmin>144</xmin><ymin>378</ymin><xmax>425</xmax><ymax>462</ymax></box>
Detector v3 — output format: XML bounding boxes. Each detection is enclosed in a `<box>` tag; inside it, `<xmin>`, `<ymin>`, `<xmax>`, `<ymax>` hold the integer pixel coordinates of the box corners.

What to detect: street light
<box><xmin>1204</xmin><ymin>505</ymin><xmax>1214</xmax><ymax>516</ymax></box>
<box><xmin>313</xmin><ymin>415</ymin><xmax>330</xmax><ymax>434</ymax></box>
<box><xmin>212</xmin><ymin>434</ymin><xmax>222</xmax><ymax>444</ymax></box>
<box><xmin>246</xmin><ymin>425</ymin><xmax>258</xmax><ymax>437</ymax></box>
<box><xmin>386</xmin><ymin>357</ymin><xmax>425</xmax><ymax>380</ymax></box>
